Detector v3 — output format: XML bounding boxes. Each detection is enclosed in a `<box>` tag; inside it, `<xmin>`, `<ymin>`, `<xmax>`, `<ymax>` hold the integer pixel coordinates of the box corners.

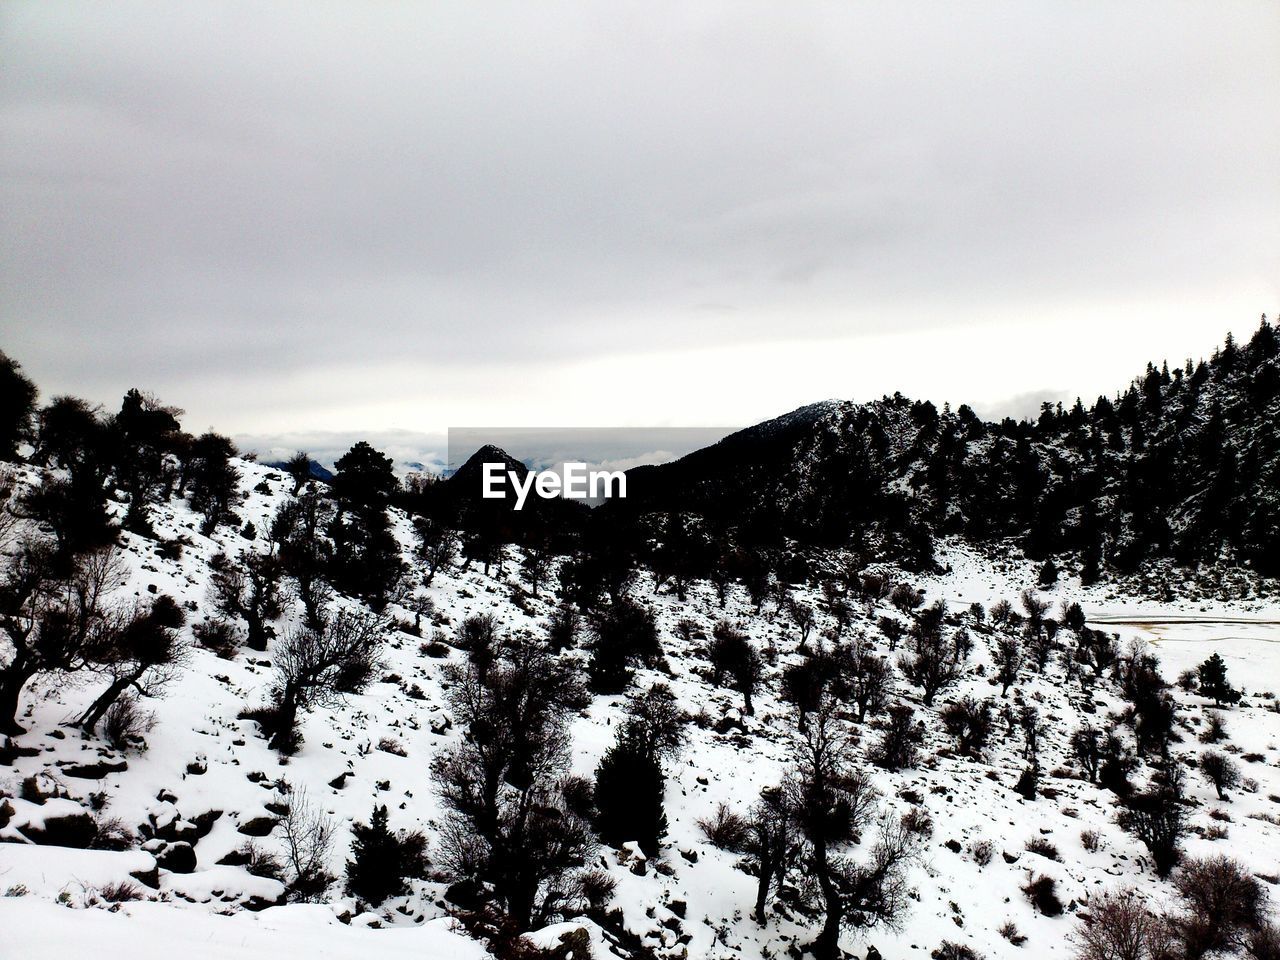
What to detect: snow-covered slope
<box><xmin>2</xmin><ymin>457</ymin><xmax>1279</xmax><ymax>959</ymax></box>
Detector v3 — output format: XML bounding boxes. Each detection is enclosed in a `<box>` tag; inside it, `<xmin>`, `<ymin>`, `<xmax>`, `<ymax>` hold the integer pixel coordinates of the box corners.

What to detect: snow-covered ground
<box><xmin>2</xmin><ymin>457</ymin><xmax>1279</xmax><ymax>959</ymax></box>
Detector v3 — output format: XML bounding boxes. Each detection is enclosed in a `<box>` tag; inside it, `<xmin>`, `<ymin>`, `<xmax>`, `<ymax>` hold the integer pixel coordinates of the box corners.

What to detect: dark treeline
<box><xmin>611</xmin><ymin>317</ymin><xmax>1280</xmax><ymax>579</ymax></box>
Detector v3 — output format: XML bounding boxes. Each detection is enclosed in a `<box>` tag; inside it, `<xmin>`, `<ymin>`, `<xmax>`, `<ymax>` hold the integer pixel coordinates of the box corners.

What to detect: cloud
<box><xmin>2</xmin><ymin>1</ymin><xmax>1277</xmax><ymax>436</ymax></box>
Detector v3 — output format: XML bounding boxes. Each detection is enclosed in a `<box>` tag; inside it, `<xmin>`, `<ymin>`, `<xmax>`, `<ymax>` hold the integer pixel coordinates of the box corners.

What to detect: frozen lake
<box><xmin>1088</xmin><ymin>615</ymin><xmax>1280</xmax><ymax>697</ymax></box>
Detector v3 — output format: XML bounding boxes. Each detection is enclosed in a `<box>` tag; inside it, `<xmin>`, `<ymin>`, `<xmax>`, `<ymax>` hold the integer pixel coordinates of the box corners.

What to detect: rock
<box><xmin>217</xmin><ymin>849</ymin><xmax>251</xmax><ymax>867</ymax></box>
<box><xmin>236</xmin><ymin>816</ymin><xmax>278</xmax><ymax>837</ymax></box>
<box><xmin>444</xmin><ymin>878</ymin><xmax>485</xmax><ymax>910</ymax></box>
<box><xmin>60</xmin><ymin>759</ymin><xmax>128</xmax><ymax>780</ymax></box>
<box><xmin>21</xmin><ymin>809</ymin><xmax>98</xmax><ymax>848</ymax></box>
<box><xmin>189</xmin><ymin>809</ymin><xmax>223</xmax><ymax>840</ymax></box>
<box><xmin>243</xmin><ymin>891</ymin><xmax>287</xmax><ymax>912</ymax></box>
<box><xmin>156</xmin><ymin>841</ymin><xmax>197</xmax><ymax>873</ymax></box>
<box><xmin>129</xmin><ymin>864</ymin><xmax>160</xmax><ymax>889</ymax></box>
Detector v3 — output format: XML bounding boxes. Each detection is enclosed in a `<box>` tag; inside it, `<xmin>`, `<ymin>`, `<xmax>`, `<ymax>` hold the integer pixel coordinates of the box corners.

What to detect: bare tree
<box><xmin>1199</xmin><ymin>750</ymin><xmax>1241</xmax><ymax>801</ymax></box>
<box><xmin>432</xmin><ymin>635</ymin><xmax>594</xmax><ymax>930</ymax></box>
<box><xmin>75</xmin><ymin>594</ymin><xmax>189</xmax><ymax>734</ymax></box>
<box><xmin>1071</xmin><ymin>888</ymin><xmax>1172</xmax><ymax>960</ymax></box>
<box><xmin>783</xmin><ymin>699</ymin><xmax>919</xmax><ymax>959</ymax></box>
<box><xmin>744</xmin><ymin>787</ymin><xmax>796</xmax><ymax>925</ymax></box>
<box><xmin>413</xmin><ymin>517</ymin><xmax>457</xmax><ymax>587</ymax></box>
<box><xmin>788</xmin><ymin>599</ymin><xmax>815</xmax><ymax>651</ymax></box>
<box><xmin>995</xmin><ymin>636</ymin><xmax>1022</xmax><ymax>697</ymax></box>
<box><xmin>267</xmin><ymin>609</ymin><xmax>385</xmax><ymax>752</ymax></box>
<box><xmin>284</xmin><ymin>451</ymin><xmax>313</xmax><ymax>496</ymax></box>
<box><xmin>708</xmin><ymin>621</ymin><xmax>762</xmax><ymax>715</ymax></box>
<box><xmin>279</xmin><ymin>786</ymin><xmax>336</xmax><ymax>902</ymax></box>
<box><xmin>208</xmin><ymin>549</ymin><xmax>282</xmax><ymax>651</ymax></box>
<box><xmin>898</xmin><ymin>601</ymin><xmax>960</xmax><ymax>706</ymax></box>
<box><xmin>839</xmin><ymin>643</ymin><xmax>890</xmax><ymax>723</ymax></box>
<box><xmin>273</xmin><ymin>491</ymin><xmax>334</xmax><ymax>630</ymax></box>
<box><xmin>0</xmin><ymin>543</ymin><xmax>124</xmax><ymax>736</ymax></box>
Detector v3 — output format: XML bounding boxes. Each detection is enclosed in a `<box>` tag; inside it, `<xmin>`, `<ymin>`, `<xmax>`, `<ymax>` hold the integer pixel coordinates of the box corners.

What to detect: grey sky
<box><xmin>2</xmin><ymin>2</ymin><xmax>1277</xmax><ymax>465</ymax></box>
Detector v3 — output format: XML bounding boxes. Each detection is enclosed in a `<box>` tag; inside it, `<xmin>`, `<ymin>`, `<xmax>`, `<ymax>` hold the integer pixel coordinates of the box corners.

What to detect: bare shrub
<box><xmin>1023</xmin><ymin>874</ymin><xmax>1064</xmax><ymax>916</ymax></box>
<box><xmin>1026</xmin><ymin>837</ymin><xmax>1060</xmax><ymax>861</ymax></box>
<box><xmin>698</xmin><ymin>803</ymin><xmax>751</xmax><ymax>851</ymax></box>
<box><xmin>1071</xmin><ymin>888</ymin><xmax>1170</xmax><ymax>960</ymax></box>
<box><xmin>1169</xmin><ymin>855</ymin><xmax>1269</xmax><ymax>958</ymax></box>
<box><xmin>280</xmin><ymin>787</ymin><xmax>336</xmax><ymax>902</ymax></box>
<box><xmin>96</xmin><ymin>881</ymin><xmax>144</xmax><ymax>903</ymax></box>
<box><xmin>970</xmin><ymin>839</ymin><xmax>994</xmax><ymax>866</ymax></box>
<box><xmin>101</xmin><ymin>694</ymin><xmax>155</xmax><ymax>752</ymax></box>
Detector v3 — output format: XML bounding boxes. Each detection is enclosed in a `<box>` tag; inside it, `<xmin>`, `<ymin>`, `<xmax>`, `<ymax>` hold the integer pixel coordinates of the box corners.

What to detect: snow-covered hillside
<box><xmin>2</xmin><ymin>456</ymin><xmax>1279</xmax><ymax>960</ymax></box>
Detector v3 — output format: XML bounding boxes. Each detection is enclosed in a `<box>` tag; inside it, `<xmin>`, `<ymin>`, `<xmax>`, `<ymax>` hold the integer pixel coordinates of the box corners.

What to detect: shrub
<box><xmin>872</xmin><ymin>704</ymin><xmax>919</xmax><ymax>771</ymax></box>
<box><xmin>933</xmin><ymin>943</ymin><xmax>985</xmax><ymax>960</ymax></box>
<box><xmin>1080</xmin><ymin>830</ymin><xmax>1101</xmax><ymax>853</ymax></box>
<box><xmin>1070</xmin><ymin>888</ymin><xmax>1169</xmax><ymax>960</ymax></box>
<box><xmin>697</xmin><ymin>803</ymin><xmax>751</xmax><ymax>852</ymax></box>
<box><xmin>580</xmin><ymin>869</ymin><xmax>617</xmax><ymax>910</ymax></box>
<box><xmin>345</xmin><ymin>803</ymin><xmax>428</xmax><ymax>905</ymax></box>
<box><xmin>102</xmin><ymin>695</ymin><xmax>155</xmax><ymax>752</ymax></box>
<box><xmin>998</xmin><ymin>921</ymin><xmax>1027</xmax><ymax>946</ymax></box>
<box><xmin>192</xmin><ymin>618</ymin><xmax>241</xmax><ymax>658</ymax></box>
<box><xmin>1023</xmin><ymin>874</ymin><xmax>1064</xmax><ymax>916</ymax></box>
<box><xmin>95</xmin><ymin>881</ymin><xmax>144</xmax><ymax>903</ymax></box>
<box><xmin>1199</xmin><ymin>750</ymin><xmax>1241</xmax><ymax>801</ymax></box>
<box><xmin>1170</xmin><ymin>855</ymin><xmax>1269</xmax><ymax>958</ymax></box>
<box><xmin>901</xmin><ymin>807</ymin><xmax>934</xmax><ymax>838</ymax></box>
<box><xmin>1026</xmin><ymin>837</ymin><xmax>1060</xmax><ymax>861</ymax></box>
<box><xmin>1200</xmin><ymin>711</ymin><xmax>1229</xmax><ymax>744</ymax></box>
<box><xmin>1014</xmin><ymin>766</ymin><xmax>1039</xmax><ymax>801</ymax></box>
<box><xmin>971</xmin><ymin>839</ymin><xmax>994</xmax><ymax>866</ymax></box>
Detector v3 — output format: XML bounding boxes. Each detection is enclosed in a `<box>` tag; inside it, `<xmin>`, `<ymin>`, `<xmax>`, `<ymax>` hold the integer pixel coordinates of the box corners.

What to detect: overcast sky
<box><xmin>2</xmin><ymin>2</ymin><xmax>1277</xmax><ymax>466</ymax></box>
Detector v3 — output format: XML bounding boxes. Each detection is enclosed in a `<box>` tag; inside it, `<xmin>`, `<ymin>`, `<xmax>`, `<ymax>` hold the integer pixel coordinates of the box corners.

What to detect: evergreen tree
<box><xmin>594</xmin><ymin>726</ymin><xmax>668</xmax><ymax>856</ymax></box>
<box><xmin>346</xmin><ymin>804</ymin><xmax>411</xmax><ymax>905</ymax></box>
<box><xmin>1197</xmin><ymin>653</ymin><xmax>1241</xmax><ymax>707</ymax></box>
<box><xmin>0</xmin><ymin>351</ymin><xmax>38</xmax><ymax>458</ymax></box>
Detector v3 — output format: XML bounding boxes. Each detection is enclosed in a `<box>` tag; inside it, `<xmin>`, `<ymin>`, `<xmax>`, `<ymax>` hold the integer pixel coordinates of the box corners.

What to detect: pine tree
<box><xmin>594</xmin><ymin>729</ymin><xmax>667</xmax><ymax>856</ymax></box>
<box><xmin>346</xmin><ymin>804</ymin><xmax>409</xmax><ymax>905</ymax></box>
<box><xmin>1197</xmin><ymin>653</ymin><xmax>1240</xmax><ymax>707</ymax></box>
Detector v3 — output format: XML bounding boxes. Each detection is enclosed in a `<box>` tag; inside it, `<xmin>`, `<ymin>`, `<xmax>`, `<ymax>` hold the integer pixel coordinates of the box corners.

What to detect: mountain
<box><xmin>2</xmin><ymin>326</ymin><xmax>1279</xmax><ymax>959</ymax></box>
<box><xmin>263</xmin><ymin>457</ymin><xmax>334</xmax><ymax>482</ymax></box>
<box><xmin>613</xmin><ymin>318</ymin><xmax>1280</xmax><ymax>577</ymax></box>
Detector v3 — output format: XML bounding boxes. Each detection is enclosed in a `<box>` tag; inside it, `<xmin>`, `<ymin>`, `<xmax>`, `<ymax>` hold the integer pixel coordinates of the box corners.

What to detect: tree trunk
<box><xmin>246</xmin><ymin>611</ymin><xmax>267</xmax><ymax>651</ymax></box>
<box><xmin>77</xmin><ymin>675</ymin><xmax>135</xmax><ymax>733</ymax></box>
<box><xmin>754</xmin><ymin>849</ymin><xmax>774</xmax><ymax>924</ymax></box>
<box><xmin>810</xmin><ymin>842</ymin><xmax>842</xmax><ymax>960</ymax></box>
<box><xmin>268</xmin><ymin>689</ymin><xmax>299</xmax><ymax>752</ymax></box>
<box><xmin>0</xmin><ymin>664</ymin><xmax>34</xmax><ymax>737</ymax></box>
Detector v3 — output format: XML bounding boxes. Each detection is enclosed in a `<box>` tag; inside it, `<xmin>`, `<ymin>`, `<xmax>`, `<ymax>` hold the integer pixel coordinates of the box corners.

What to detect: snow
<box><xmin>0</xmin><ymin>899</ymin><xmax>486</xmax><ymax>959</ymax></box>
<box><xmin>2</xmin><ymin>456</ymin><xmax>1279</xmax><ymax>959</ymax></box>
